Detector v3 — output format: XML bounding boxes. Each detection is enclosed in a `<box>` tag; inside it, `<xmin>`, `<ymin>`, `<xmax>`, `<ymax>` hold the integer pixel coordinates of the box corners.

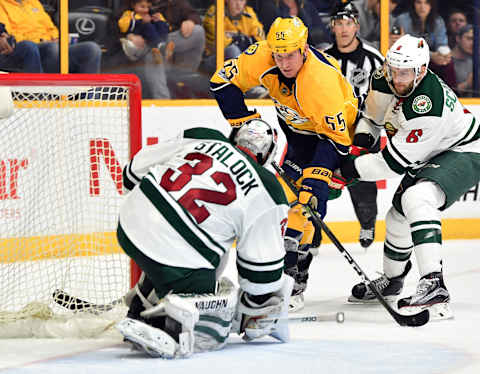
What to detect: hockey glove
<box><xmin>340</xmin><ymin>145</ymin><xmax>370</xmax><ymax>180</ymax></box>
<box><xmin>299</xmin><ymin>167</ymin><xmax>331</xmax><ymax>219</ymax></box>
<box><xmin>227</xmin><ymin>110</ymin><xmax>261</xmax><ymax>128</ymax></box>
<box><xmin>327</xmin><ymin>169</ymin><xmax>358</xmax><ymax>200</ymax></box>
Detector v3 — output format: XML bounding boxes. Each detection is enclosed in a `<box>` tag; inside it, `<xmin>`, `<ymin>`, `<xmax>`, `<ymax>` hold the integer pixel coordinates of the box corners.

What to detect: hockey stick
<box><xmin>272</xmin><ymin>161</ymin><xmax>429</xmax><ymax>327</ymax></box>
<box><xmin>52</xmin><ymin>289</ymin><xmax>125</xmax><ymax>314</ymax></box>
<box><xmin>259</xmin><ymin>312</ymin><xmax>345</xmax><ymax>325</ymax></box>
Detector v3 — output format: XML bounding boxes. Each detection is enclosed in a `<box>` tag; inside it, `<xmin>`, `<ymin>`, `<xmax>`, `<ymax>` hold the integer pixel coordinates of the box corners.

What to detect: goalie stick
<box><xmin>271</xmin><ymin>161</ymin><xmax>429</xmax><ymax>327</ymax></box>
<box><xmin>52</xmin><ymin>289</ymin><xmax>125</xmax><ymax>314</ymax></box>
<box><xmin>53</xmin><ymin>289</ymin><xmax>345</xmax><ymax>324</ymax></box>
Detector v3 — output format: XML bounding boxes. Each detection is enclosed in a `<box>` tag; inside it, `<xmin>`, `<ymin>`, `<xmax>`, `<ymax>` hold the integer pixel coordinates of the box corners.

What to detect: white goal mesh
<box><xmin>0</xmin><ymin>74</ymin><xmax>142</xmax><ymax>338</ymax></box>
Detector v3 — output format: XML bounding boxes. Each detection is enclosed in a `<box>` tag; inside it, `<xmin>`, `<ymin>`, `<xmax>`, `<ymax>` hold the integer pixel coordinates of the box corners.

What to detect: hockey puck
<box><xmin>336</xmin><ymin>312</ymin><xmax>345</xmax><ymax>323</ymax></box>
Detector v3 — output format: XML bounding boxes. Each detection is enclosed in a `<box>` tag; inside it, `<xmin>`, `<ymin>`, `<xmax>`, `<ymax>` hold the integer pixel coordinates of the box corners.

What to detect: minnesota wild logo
<box><xmin>412</xmin><ymin>95</ymin><xmax>432</xmax><ymax>114</ymax></box>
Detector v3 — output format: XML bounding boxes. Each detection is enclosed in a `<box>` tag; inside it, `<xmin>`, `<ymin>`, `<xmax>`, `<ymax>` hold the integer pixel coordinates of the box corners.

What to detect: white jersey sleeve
<box><xmin>122</xmin><ymin>139</ymin><xmax>182</xmax><ymax>192</ymax></box>
<box><xmin>236</xmin><ymin>202</ymin><xmax>287</xmax><ymax>296</ymax></box>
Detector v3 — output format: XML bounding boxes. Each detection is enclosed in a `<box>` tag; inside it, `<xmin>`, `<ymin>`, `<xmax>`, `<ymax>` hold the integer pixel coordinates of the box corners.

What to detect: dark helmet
<box><xmin>330</xmin><ymin>1</ymin><xmax>360</xmax><ymax>22</ymax></box>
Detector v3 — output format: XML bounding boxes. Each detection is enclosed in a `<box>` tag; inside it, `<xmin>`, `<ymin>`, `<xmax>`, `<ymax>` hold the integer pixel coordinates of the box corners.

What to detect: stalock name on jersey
<box><xmin>193</xmin><ymin>141</ymin><xmax>260</xmax><ymax>196</ymax></box>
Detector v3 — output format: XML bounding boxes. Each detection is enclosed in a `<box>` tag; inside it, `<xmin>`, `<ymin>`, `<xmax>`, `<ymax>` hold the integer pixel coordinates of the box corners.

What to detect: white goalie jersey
<box><xmin>119</xmin><ymin>127</ymin><xmax>289</xmax><ymax>295</ymax></box>
<box><xmin>354</xmin><ymin>68</ymin><xmax>480</xmax><ymax>180</ymax></box>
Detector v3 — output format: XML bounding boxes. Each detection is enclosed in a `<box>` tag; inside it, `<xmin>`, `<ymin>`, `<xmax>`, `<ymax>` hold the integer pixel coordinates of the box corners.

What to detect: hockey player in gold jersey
<box><xmin>210</xmin><ymin>16</ymin><xmax>359</xmax><ymax>311</ymax></box>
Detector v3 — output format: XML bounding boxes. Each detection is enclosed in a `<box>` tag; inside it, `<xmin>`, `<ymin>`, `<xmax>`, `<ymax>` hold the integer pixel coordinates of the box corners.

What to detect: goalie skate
<box><xmin>348</xmin><ymin>261</ymin><xmax>412</xmax><ymax>303</ymax></box>
<box><xmin>117</xmin><ymin>318</ymin><xmax>179</xmax><ymax>358</ymax></box>
<box><xmin>397</xmin><ymin>271</ymin><xmax>453</xmax><ymax>320</ymax></box>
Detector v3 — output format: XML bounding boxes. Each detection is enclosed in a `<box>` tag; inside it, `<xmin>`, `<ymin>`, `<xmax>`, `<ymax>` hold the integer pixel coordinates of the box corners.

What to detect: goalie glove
<box><xmin>233</xmin><ymin>275</ymin><xmax>294</xmax><ymax>343</ymax></box>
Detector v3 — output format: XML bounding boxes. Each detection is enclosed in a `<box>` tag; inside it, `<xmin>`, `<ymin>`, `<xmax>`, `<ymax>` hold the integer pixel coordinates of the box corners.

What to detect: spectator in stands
<box><xmin>0</xmin><ymin>10</ymin><xmax>43</xmax><ymax>72</ymax></box>
<box><xmin>446</xmin><ymin>9</ymin><xmax>468</xmax><ymax>49</ymax></box>
<box><xmin>152</xmin><ymin>0</ymin><xmax>206</xmax><ymax>72</ymax></box>
<box><xmin>393</xmin><ymin>0</ymin><xmax>456</xmax><ymax>88</ymax></box>
<box><xmin>254</xmin><ymin>0</ymin><xmax>331</xmax><ymax>47</ymax></box>
<box><xmin>0</xmin><ymin>0</ymin><xmax>102</xmax><ymax>74</ymax></box>
<box><xmin>118</xmin><ymin>0</ymin><xmax>172</xmax><ymax>64</ymax></box>
<box><xmin>202</xmin><ymin>0</ymin><xmax>265</xmax><ymax>73</ymax></box>
<box><xmin>452</xmin><ymin>24</ymin><xmax>474</xmax><ymax>97</ymax></box>
<box><xmin>356</xmin><ymin>0</ymin><xmax>400</xmax><ymax>49</ymax></box>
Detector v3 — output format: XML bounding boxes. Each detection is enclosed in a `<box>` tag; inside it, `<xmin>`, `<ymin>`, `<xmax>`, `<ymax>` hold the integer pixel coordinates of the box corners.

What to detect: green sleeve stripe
<box><xmin>453</xmin><ymin>118</ymin><xmax>479</xmax><ymax>147</ymax></box>
<box><xmin>237</xmin><ymin>254</ymin><xmax>284</xmax><ymax>267</ymax></box>
<box><xmin>194</xmin><ymin>325</ymin><xmax>228</xmax><ymax>343</ymax></box>
<box><xmin>237</xmin><ymin>262</ymin><xmax>283</xmax><ymax>284</ymax></box>
<box><xmin>381</xmin><ymin>146</ymin><xmax>406</xmax><ymax>174</ymax></box>
<box><xmin>387</xmin><ymin>140</ymin><xmax>412</xmax><ymax>165</ymax></box>
<box><xmin>140</xmin><ymin>176</ymin><xmax>224</xmax><ymax>267</ymax></box>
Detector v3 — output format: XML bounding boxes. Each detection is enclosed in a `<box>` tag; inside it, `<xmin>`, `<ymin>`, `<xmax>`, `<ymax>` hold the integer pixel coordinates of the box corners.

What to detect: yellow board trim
<box><xmin>0</xmin><ymin>232</ymin><xmax>122</xmax><ymax>263</ymax></box>
<box><xmin>322</xmin><ymin>218</ymin><xmax>480</xmax><ymax>245</ymax></box>
<box><xmin>1</xmin><ymin>219</ymin><xmax>479</xmax><ymax>263</ymax></box>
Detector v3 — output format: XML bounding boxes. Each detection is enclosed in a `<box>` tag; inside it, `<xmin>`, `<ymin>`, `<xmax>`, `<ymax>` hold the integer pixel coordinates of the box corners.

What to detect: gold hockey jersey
<box><xmin>210</xmin><ymin>41</ymin><xmax>359</xmax><ymax>146</ymax></box>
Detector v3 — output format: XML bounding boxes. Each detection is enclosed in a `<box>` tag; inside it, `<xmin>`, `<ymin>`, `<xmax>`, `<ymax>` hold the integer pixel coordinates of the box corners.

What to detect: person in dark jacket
<box><xmin>152</xmin><ymin>0</ymin><xmax>205</xmax><ymax>71</ymax></box>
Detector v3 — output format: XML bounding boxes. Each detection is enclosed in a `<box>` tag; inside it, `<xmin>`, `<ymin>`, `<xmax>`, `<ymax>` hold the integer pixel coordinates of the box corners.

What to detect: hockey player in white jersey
<box><xmin>340</xmin><ymin>34</ymin><xmax>480</xmax><ymax>319</ymax></box>
<box><xmin>115</xmin><ymin>119</ymin><xmax>293</xmax><ymax>358</ymax></box>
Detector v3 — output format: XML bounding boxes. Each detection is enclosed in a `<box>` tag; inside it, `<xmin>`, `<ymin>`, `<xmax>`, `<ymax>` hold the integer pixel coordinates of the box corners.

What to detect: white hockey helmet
<box><xmin>385</xmin><ymin>34</ymin><xmax>430</xmax><ymax>96</ymax></box>
<box><xmin>232</xmin><ymin>119</ymin><xmax>278</xmax><ymax>165</ymax></box>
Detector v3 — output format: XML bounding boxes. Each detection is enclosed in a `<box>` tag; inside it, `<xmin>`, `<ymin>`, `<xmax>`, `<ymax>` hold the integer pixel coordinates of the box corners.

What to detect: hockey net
<box><xmin>0</xmin><ymin>74</ymin><xmax>142</xmax><ymax>338</ymax></box>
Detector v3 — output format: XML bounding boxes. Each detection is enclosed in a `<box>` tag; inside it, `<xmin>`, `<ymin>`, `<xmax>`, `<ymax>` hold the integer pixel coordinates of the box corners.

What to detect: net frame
<box><xmin>0</xmin><ymin>73</ymin><xmax>142</xmax><ymax>337</ymax></box>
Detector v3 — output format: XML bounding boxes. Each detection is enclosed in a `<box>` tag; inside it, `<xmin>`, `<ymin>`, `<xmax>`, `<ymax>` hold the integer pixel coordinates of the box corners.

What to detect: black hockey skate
<box><xmin>397</xmin><ymin>271</ymin><xmax>453</xmax><ymax>320</ymax></box>
<box><xmin>284</xmin><ymin>245</ymin><xmax>313</xmax><ymax>312</ymax></box>
<box><xmin>359</xmin><ymin>227</ymin><xmax>375</xmax><ymax>249</ymax></box>
<box><xmin>348</xmin><ymin>260</ymin><xmax>412</xmax><ymax>303</ymax></box>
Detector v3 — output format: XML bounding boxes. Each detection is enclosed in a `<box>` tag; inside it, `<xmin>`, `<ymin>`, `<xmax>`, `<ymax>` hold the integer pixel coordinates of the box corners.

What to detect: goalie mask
<box><xmin>385</xmin><ymin>34</ymin><xmax>430</xmax><ymax>97</ymax></box>
<box><xmin>231</xmin><ymin>119</ymin><xmax>278</xmax><ymax>166</ymax></box>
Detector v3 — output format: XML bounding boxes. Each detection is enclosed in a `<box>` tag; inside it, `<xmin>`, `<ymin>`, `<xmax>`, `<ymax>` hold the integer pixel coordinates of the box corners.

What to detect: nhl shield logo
<box><xmin>412</xmin><ymin>95</ymin><xmax>432</xmax><ymax>114</ymax></box>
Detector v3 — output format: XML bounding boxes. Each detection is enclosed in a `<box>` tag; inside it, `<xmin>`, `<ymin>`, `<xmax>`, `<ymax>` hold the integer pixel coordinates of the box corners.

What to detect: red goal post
<box><xmin>0</xmin><ymin>73</ymin><xmax>143</xmax><ymax>337</ymax></box>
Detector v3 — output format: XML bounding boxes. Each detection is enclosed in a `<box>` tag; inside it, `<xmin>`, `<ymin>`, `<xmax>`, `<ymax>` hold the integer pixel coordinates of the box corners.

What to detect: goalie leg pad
<box><xmin>139</xmin><ymin>277</ymin><xmax>237</xmax><ymax>355</ymax></box>
<box><xmin>233</xmin><ymin>275</ymin><xmax>294</xmax><ymax>343</ymax></box>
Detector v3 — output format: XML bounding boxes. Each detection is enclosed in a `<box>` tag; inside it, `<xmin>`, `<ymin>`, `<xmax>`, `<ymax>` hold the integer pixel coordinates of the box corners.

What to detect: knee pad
<box><xmin>401</xmin><ymin>181</ymin><xmax>445</xmax><ymax>224</ymax></box>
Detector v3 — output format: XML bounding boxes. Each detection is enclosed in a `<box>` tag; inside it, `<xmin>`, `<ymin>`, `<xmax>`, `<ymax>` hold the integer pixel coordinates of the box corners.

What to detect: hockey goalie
<box><xmin>115</xmin><ymin>119</ymin><xmax>294</xmax><ymax>358</ymax></box>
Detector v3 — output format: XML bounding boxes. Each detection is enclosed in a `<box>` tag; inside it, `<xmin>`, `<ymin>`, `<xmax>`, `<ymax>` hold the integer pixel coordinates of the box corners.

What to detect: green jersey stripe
<box><xmin>184</xmin><ymin>127</ymin><xmax>229</xmax><ymax>142</ymax></box>
<box><xmin>145</xmin><ymin>174</ymin><xmax>227</xmax><ymax>256</ymax></box>
<box><xmin>386</xmin><ymin>140</ymin><xmax>411</xmax><ymax>166</ymax></box>
<box><xmin>237</xmin><ymin>261</ymin><xmax>283</xmax><ymax>284</ymax></box>
<box><xmin>237</xmin><ymin>254</ymin><xmax>284</xmax><ymax>267</ymax></box>
<box><xmin>382</xmin><ymin>146</ymin><xmax>406</xmax><ymax>174</ymax></box>
<box><xmin>454</xmin><ymin>118</ymin><xmax>480</xmax><ymax>147</ymax></box>
<box><xmin>140</xmin><ymin>177</ymin><xmax>223</xmax><ymax>267</ymax></box>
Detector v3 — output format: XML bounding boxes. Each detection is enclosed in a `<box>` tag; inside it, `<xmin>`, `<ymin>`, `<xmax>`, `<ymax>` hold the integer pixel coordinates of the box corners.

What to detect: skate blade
<box><xmin>289</xmin><ymin>294</ymin><xmax>305</xmax><ymax>312</ymax></box>
<box><xmin>347</xmin><ymin>295</ymin><xmax>398</xmax><ymax>304</ymax></box>
<box><xmin>117</xmin><ymin>318</ymin><xmax>176</xmax><ymax>358</ymax></box>
<box><xmin>399</xmin><ymin>303</ymin><xmax>454</xmax><ymax>321</ymax></box>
